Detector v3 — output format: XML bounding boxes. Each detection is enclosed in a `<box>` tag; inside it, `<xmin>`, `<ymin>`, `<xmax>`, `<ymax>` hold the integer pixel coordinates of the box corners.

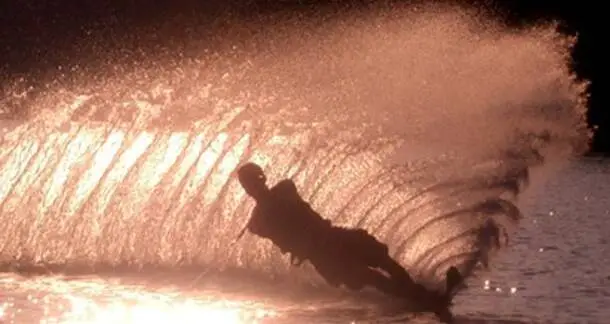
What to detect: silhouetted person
<box><xmin>236</xmin><ymin>162</ymin><xmax>462</xmax><ymax>308</ymax></box>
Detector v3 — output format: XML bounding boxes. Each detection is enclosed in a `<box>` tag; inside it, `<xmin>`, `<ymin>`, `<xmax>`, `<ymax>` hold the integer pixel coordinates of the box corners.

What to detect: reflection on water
<box><xmin>0</xmin><ymin>275</ymin><xmax>278</xmax><ymax>324</ymax></box>
<box><xmin>0</xmin><ymin>272</ymin><xmax>433</xmax><ymax>324</ymax></box>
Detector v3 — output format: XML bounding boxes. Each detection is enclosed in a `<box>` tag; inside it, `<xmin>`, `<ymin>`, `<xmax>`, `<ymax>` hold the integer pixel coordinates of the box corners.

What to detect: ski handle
<box><xmin>233</xmin><ymin>225</ymin><xmax>248</xmax><ymax>244</ymax></box>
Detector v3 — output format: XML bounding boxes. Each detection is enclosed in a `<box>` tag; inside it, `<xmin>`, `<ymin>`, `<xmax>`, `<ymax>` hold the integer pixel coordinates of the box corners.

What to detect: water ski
<box><xmin>431</xmin><ymin>266</ymin><xmax>464</xmax><ymax>323</ymax></box>
<box><xmin>397</xmin><ymin>266</ymin><xmax>463</xmax><ymax>323</ymax></box>
<box><xmin>445</xmin><ymin>266</ymin><xmax>465</xmax><ymax>300</ymax></box>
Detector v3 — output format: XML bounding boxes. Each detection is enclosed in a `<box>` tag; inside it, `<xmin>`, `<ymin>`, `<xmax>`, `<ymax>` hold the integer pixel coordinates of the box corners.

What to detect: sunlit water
<box><xmin>1</xmin><ymin>159</ymin><xmax>607</xmax><ymax>324</ymax></box>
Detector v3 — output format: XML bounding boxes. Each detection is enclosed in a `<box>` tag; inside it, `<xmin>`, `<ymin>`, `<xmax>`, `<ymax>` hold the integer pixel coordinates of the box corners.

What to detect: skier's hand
<box><xmin>290</xmin><ymin>254</ymin><xmax>305</xmax><ymax>266</ymax></box>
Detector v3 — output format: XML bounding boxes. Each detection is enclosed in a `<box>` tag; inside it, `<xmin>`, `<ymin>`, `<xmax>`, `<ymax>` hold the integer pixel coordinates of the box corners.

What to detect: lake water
<box><xmin>0</xmin><ymin>158</ymin><xmax>607</xmax><ymax>324</ymax></box>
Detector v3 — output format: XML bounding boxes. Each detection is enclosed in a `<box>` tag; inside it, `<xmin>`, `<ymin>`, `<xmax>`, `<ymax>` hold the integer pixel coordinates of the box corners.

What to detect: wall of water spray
<box><xmin>0</xmin><ymin>4</ymin><xmax>590</xmax><ymax>289</ymax></box>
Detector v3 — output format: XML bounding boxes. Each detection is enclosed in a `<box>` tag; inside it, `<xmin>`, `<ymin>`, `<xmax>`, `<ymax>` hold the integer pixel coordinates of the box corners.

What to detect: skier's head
<box><xmin>237</xmin><ymin>162</ymin><xmax>268</xmax><ymax>200</ymax></box>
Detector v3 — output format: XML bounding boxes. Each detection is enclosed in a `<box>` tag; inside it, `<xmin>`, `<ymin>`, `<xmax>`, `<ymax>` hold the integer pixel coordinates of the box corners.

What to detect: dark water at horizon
<box><xmin>453</xmin><ymin>158</ymin><xmax>610</xmax><ymax>323</ymax></box>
